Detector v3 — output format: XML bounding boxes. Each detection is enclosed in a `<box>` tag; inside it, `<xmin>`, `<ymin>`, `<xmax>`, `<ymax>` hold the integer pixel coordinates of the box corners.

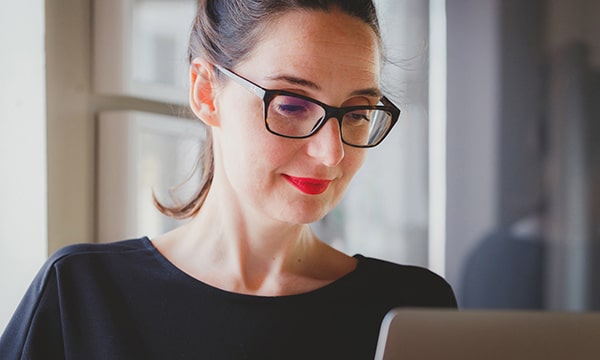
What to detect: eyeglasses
<box><xmin>214</xmin><ymin>65</ymin><xmax>400</xmax><ymax>148</ymax></box>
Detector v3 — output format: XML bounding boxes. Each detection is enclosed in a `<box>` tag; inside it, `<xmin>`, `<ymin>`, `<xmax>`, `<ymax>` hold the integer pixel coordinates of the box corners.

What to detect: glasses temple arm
<box><xmin>214</xmin><ymin>64</ymin><xmax>266</xmax><ymax>98</ymax></box>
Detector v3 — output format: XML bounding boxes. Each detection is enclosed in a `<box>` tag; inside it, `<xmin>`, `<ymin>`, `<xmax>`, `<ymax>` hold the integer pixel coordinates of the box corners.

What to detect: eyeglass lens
<box><xmin>266</xmin><ymin>94</ymin><xmax>393</xmax><ymax>147</ymax></box>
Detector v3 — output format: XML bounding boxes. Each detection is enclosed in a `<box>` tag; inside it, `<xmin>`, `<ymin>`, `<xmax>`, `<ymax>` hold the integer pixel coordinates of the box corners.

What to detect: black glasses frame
<box><xmin>214</xmin><ymin>65</ymin><xmax>401</xmax><ymax>148</ymax></box>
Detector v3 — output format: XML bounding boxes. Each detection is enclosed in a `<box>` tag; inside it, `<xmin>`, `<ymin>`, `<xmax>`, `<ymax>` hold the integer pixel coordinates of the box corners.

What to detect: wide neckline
<box><xmin>140</xmin><ymin>236</ymin><xmax>366</xmax><ymax>300</ymax></box>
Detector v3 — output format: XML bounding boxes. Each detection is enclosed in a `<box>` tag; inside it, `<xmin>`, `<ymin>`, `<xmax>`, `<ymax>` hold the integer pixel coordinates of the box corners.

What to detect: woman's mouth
<box><xmin>283</xmin><ymin>175</ymin><xmax>332</xmax><ymax>195</ymax></box>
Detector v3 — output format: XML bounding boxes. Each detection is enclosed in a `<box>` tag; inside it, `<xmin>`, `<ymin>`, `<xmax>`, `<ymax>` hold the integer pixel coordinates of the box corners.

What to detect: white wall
<box><xmin>0</xmin><ymin>0</ymin><xmax>48</xmax><ymax>331</ymax></box>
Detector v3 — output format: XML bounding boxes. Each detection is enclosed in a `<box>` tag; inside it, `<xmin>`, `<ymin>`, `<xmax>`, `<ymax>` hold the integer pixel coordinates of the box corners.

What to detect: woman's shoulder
<box><xmin>48</xmin><ymin>237</ymin><xmax>152</xmax><ymax>268</ymax></box>
<box><xmin>354</xmin><ymin>255</ymin><xmax>443</xmax><ymax>281</ymax></box>
<box><xmin>353</xmin><ymin>255</ymin><xmax>458</xmax><ymax>308</ymax></box>
<box><xmin>31</xmin><ymin>237</ymin><xmax>159</xmax><ymax>294</ymax></box>
<box><xmin>52</xmin><ymin>237</ymin><xmax>149</xmax><ymax>256</ymax></box>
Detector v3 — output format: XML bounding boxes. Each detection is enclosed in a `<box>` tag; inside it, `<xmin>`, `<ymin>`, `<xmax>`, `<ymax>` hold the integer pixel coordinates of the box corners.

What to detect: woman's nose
<box><xmin>305</xmin><ymin>117</ymin><xmax>345</xmax><ymax>167</ymax></box>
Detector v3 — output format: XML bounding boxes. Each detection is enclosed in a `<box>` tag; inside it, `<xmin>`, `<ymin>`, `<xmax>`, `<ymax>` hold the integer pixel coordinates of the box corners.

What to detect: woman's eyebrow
<box><xmin>265</xmin><ymin>74</ymin><xmax>382</xmax><ymax>98</ymax></box>
<box><xmin>350</xmin><ymin>87</ymin><xmax>382</xmax><ymax>98</ymax></box>
<box><xmin>265</xmin><ymin>75</ymin><xmax>321</xmax><ymax>90</ymax></box>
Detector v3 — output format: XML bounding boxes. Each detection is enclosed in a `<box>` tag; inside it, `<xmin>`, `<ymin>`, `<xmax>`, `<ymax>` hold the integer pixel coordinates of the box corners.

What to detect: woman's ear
<box><xmin>189</xmin><ymin>58</ymin><xmax>219</xmax><ymax>127</ymax></box>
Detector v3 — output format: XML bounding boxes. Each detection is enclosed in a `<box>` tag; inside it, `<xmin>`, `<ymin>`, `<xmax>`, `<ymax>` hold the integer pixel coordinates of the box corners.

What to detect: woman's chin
<box><xmin>278</xmin><ymin>206</ymin><xmax>332</xmax><ymax>226</ymax></box>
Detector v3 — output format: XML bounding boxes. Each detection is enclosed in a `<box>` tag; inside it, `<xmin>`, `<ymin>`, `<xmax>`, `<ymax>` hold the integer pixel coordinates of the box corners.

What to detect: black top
<box><xmin>1</xmin><ymin>237</ymin><xmax>456</xmax><ymax>360</ymax></box>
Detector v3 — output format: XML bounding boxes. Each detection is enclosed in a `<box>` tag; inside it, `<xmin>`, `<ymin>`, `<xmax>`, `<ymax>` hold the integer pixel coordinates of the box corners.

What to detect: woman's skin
<box><xmin>152</xmin><ymin>8</ymin><xmax>382</xmax><ymax>297</ymax></box>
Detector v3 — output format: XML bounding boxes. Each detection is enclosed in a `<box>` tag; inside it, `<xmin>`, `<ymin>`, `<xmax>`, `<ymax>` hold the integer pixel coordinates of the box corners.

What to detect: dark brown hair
<box><xmin>155</xmin><ymin>0</ymin><xmax>382</xmax><ymax>219</ymax></box>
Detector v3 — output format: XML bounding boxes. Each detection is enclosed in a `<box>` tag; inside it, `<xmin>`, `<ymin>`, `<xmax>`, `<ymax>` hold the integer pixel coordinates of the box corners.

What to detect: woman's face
<box><xmin>211</xmin><ymin>9</ymin><xmax>382</xmax><ymax>225</ymax></box>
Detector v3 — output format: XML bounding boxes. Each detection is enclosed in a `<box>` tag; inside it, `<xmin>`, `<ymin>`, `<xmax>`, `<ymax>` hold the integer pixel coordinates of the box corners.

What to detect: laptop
<box><xmin>374</xmin><ymin>308</ymin><xmax>600</xmax><ymax>360</ymax></box>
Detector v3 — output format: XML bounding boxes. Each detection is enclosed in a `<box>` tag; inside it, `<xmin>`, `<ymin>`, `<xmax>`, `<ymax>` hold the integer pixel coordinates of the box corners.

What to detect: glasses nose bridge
<box><xmin>310</xmin><ymin>107</ymin><xmax>345</xmax><ymax>155</ymax></box>
<box><xmin>320</xmin><ymin>105</ymin><xmax>346</xmax><ymax>129</ymax></box>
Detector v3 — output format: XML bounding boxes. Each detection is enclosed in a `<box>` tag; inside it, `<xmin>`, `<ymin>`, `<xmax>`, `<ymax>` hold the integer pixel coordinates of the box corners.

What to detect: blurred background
<box><xmin>1</xmin><ymin>0</ymin><xmax>599</xmax><ymax>330</ymax></box>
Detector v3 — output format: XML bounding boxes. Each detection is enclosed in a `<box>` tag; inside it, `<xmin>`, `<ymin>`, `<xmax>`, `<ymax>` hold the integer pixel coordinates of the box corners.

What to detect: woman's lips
<box><xmin>283</xmin><ymin>175</ymin><xmax>332</xmax><ymax>195</ymax></box>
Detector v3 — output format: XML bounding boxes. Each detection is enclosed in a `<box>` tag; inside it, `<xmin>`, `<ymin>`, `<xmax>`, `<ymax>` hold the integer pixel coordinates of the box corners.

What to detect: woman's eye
<box><xmin>276</xmin><ymin>104</ymin><xmax>307</xmax><ymax>115</ymax></box>
<box><xmin>271</xmin><ymin>95</ymin><xmax>317</xmax><ymax>119</ymax></box>
<box><xmin>346</xmin><ymin>112</ymin><xmax>370</xmax><ymax>124</ymax></box>
<box><xmin>351</xmin><ymin>113</ymin><xmax>369</xmax><ymax>121</ymax></box>
<box><xmin>271</xmin><ymin>96</ymin><xmax>313</xmax><ymax>117</ymax></box>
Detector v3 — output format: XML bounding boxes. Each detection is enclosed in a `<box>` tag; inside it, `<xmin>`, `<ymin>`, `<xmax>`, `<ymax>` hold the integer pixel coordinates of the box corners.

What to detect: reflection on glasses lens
<box><xmin>341</xmin><ymin>109</ymin><xmax>392</xmax><ymax>146</ymax></box>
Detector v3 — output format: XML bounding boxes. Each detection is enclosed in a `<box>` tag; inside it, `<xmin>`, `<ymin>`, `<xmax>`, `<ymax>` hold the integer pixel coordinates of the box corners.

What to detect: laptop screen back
<box><xmin>374</xmin><ymin>309</ymin><xmax>600</xmax><ymax>360</ymax></box>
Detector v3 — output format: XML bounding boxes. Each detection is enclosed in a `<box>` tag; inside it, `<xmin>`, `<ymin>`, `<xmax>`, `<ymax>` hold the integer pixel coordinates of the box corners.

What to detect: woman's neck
<box><xmin>153</xmin><ymin>188</ymin><xmax>357</xmax><ymax>296</ymax></box>
<box><xmin>196</xmin><ymin>183</ymin><xmax>316</xmax><ymax>263</ymax></box>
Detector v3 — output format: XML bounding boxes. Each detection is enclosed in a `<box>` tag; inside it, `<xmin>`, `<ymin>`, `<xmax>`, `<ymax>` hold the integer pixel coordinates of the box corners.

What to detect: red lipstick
<box><xmin>283</xmin><ymin>175</ymin><xmax>332</xmax><ymax>195</ymax></box>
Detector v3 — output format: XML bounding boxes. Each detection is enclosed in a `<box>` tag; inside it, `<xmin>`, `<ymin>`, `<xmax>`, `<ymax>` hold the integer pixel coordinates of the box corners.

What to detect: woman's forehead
<box><xmin>262</xmin><ymin>9</ymin><xmax>382</xmax><ymax>61</ymax></box>
<box><xmin>240</xmin><ymin>9</ymin><xmax>382</xmax><ymax>93</ymax></box>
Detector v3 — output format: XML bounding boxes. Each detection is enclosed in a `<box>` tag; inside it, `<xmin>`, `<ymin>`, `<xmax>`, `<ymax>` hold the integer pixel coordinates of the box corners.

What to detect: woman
<box><xmin>0</xmin><ymin>1</ymin><xmax>456</xmax><ymax>359</ymax></box>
